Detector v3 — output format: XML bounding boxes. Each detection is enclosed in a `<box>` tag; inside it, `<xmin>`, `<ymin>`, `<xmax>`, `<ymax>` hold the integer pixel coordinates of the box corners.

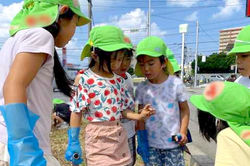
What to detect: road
<box><xmin>186</xmin><ymin>87</ymin><xmax>216</xmax><ymax>166</ymax></box>
<box><xmin>53</xmin><ymin>86</ymin><xmax>216</xmax><ymax>166</ymax></box>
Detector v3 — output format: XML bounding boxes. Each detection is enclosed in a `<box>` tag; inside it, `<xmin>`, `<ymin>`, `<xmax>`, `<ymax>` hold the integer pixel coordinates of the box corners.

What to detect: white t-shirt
<box><xmin>0</xmin><ymin>28</ymin><xmax>54</xmax><ymax>156</ymax></box>
<box><xmin>121</xmin><ymin>73</ymin><xmax>136</xmax><ymax>138</ymax></box>
<box><xmin>135</xmin><ymin>76</ymin><xmax>188</xmax><ymax>149</ymax></box>
<box><xmin>235</xmin><ymin>76</ymin><xmax>250</xmax><ymax>89</ymax></box>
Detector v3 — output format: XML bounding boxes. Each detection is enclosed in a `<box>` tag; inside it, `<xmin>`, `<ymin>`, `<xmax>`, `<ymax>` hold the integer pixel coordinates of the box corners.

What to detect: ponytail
<box><xmin>43</xmin><ymin>8</ymin><xmax>75</xmax><ymax>97</ymax></box>
<box><xmin>53</xmin><ymin>50</ymin><xmax>73</xmax><ymax>97</ymax></box>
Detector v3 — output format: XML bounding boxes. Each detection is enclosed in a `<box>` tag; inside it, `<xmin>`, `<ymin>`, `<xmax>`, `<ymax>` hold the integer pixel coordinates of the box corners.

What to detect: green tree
<box><xmin>191</xmin><ymin>52</ymin><xmax>236</xmax><ymax>73</ymax></box>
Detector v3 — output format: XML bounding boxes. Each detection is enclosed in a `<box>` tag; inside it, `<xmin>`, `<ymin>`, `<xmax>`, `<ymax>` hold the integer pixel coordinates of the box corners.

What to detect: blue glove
<box><xmin>65</xmin><ymin>127</ymin><xmax>83</xmax><ymax>165</ymax></box>
<box><xmin>137</xmin><ymin>130</ymin><xmax>149</xmax><ymax>164</ymax></box>
<box><xmin>0</xmin><ymin>103</ymin><xmax>46</xmax><ymax>166</ymax></box>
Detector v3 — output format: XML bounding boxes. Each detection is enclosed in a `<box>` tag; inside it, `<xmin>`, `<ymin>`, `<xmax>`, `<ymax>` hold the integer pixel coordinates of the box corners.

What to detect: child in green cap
<box><xmin>0</xmin><ymin>0</ymin><xmax>90</xmax><ymax>165</ymax></box>
<box><xmin>166</xmin><ymin>47</ymin><xmax>181</xmax><ymax>77</ymax></box>
<box><xmin>190</xmin><ymin>81</ymin><xmax>250</xmax><ymax>166</ymax></box>
<box><xmin>135</xmin><ymin>36</ymin><xmax>190</xmax><ymax>166</ymax></box>
<box><xmin>65</xmin><ymin>25</ymin><xmax>155</xmax><ymax>166</ymax></box>
<box><xmin>228</xmin><ymin>25</ymin><xmax>250</xmax><ymax>88</ymax></box>
<box><xmin>113</xmin><ymin>36</ymin><xmax>137</xmax><ymax>166</ymax></box>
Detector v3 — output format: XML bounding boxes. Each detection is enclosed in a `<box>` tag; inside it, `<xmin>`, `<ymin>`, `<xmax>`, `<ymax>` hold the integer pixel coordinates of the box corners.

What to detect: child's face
<box><xmin>110</xmin><ymin>50</ymin><xmax>125</xmax><ymax>72</ymax></box>
<box><xmin>55</xmin><ymin>14</ymin><xmax>78</xmax><ymax>47</ymax></box>
<box><xmin>114</xmin><ymin>54</ymin><xmax>132</xmax><ymax>75</ymax></box>
<box><xmin>236</xmin><ymin>53</ymin><xmax>250</xmax><ymax>76</ymax></box>
<box><xmin>137</xmin><ymin>55</ymin><xmax>165</xmax><ymax>80</ymax></box>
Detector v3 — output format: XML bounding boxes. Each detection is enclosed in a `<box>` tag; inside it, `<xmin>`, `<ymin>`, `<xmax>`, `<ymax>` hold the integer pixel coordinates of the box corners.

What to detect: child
<box><xmin>166</xmin><ymin>47</ymin><xmax>181</xmax><ymax>77</ymax></box>
<box><xmin>52</xmin><ymin>98</ymin><xmax>71</xmax><ymax>129</ymax></box>
<box><xmin>0</xmin><ymin>0</ymin><xmax>90</xmax><ymax>165</ymax></box>
<box><xmin>228</xmin><ymin>25</ymin><xmax>250</xmax><ymax>88</ymax></box>
<box><xmin>135</xmin><ymin>36</ymin><xmax>190</xmax><ymax>166</ymax></box>
<box><xmin>65</xmin><ymin>25</ymin><xmax>155</xmax><ymax>166</ymax></box>
<box><xmin>190</xmin><ymin>81</ymin><xmax>250</xmax><ymax>166</ymax></box>
<box><xmin>114</xmin><ymin>36</ymin><xmax>137</xmax><ymax>166</ymax></box>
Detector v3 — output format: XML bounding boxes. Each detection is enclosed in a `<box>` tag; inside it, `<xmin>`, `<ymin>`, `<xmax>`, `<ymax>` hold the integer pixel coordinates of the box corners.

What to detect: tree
<box><xmin>191</xmin><ymin>52</ymin><xmax>236</xmax><ymax>73</ymax></box>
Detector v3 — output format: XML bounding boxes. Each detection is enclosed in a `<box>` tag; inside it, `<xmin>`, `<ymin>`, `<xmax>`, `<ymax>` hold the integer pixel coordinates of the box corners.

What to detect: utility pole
<box><xmin>147</xmin><ymin>0</ymin><xmax>151</xmax><ymax>36</ymax></box>
<box><xmin>87</xmin><ymin>0</ymin><xmax>92</xmax><ymax>37</ymax></box>
<box><xmin>179</xmin><ymin>24</ymin><xmax>188</xmax><ymax>81</ymax></box>
<box><xmin>194</xmin><ymin>20</ymin><xmax>199</xmax><ymax>87</ymax></box>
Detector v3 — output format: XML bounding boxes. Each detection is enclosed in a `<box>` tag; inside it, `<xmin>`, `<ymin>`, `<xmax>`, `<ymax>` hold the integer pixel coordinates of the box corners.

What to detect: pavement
<box><xmin>185</xmin><ymin>87</ymin><xmax>215</xmax><ymax>166</ymax></box>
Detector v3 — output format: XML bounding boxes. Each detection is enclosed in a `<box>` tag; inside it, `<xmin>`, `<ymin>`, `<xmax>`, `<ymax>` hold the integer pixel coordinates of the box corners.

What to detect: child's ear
<box><xmin>90</xmin><ymin>52</ymin><xmax>99</xmax><ymax>62</ymax></box>
<box><xmin>59</xmin><ymin>5</ymin><xmax>69</xmax><ymax>15</ymax></box>
<box><xmin>161</xmin><ymin>57</ymin><xmax>168</xmax><ymax>69</ymax></box>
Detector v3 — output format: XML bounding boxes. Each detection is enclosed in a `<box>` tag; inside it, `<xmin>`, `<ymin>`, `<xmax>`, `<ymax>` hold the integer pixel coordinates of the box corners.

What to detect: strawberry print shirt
<box><xmin>70</xmin><ymin>69</ymin><xmax>134</xmax><ymax>122</ymax></box>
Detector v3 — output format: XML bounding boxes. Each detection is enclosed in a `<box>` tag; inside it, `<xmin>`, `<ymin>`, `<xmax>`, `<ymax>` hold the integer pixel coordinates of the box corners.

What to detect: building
<box><xmin>219</xmin><ymin>27</ymin><xmax>242</xmax><ymax>53</ymax></box>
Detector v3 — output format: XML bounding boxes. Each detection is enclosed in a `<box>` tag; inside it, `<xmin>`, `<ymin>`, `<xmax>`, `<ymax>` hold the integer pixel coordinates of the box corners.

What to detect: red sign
<box><xmin>246</xmin><ymin>0</ymin><xmax>250</xmax><ymax>17</ymax></box>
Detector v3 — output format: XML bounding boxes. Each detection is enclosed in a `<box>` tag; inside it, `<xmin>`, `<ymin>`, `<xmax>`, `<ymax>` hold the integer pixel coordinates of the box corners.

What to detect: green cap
<box><xmin>190</xmin><ymin>81</ymin><xmax>250</xmax><ymax>146</ymax></box>
<box><xmin>52</xmin><ymin>98</ymin><xmax>65</xmax><ymax>105</ymax></box>
<box><xmin>124</xmin><ymin>35</ymin><xmax>133</xmax><ymax>49</ymax></box>
<box><xmin>10</xmin><ymin>0</ymin><xmax>90</xmax><ymax>36</ymax></box>
<box><xmin>80</xmin><ymin>25</ymin><xmax>131</xmax><ymax>61</ymax></box>
<box><xmin>166</xmin><ymin>47</ymin><xmax>180</xmax><ymax>73</ymax></box>
<box><xmin>228</xmin><ymin>25</ymin><xmax>250</xmax><ymax>56</ymax></box>
<box><xmin>134</xmin><ymin>36</ymin><xmax>174</xmax><ymax>76</ymax></box>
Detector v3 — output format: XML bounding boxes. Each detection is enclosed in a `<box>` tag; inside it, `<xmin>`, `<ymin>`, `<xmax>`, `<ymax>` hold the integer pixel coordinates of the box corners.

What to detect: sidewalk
<box><xmin>187</xmin><ymin>144</ymin><xmax>215</xmax><ymax>166</ymax></box>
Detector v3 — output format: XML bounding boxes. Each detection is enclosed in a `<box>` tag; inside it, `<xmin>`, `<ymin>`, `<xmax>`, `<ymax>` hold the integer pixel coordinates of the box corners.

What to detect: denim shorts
<box><xmin>147</xmin><ymin>146</ymin><xmax>185</xmax><ymax>166</ymax></box>
<box><xmin>127</xmin><ymin>135</ymin><xmax>136</xmax><ymax>166</ymax></box>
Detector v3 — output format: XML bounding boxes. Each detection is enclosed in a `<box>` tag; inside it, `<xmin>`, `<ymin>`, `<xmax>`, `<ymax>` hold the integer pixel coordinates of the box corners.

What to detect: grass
<box><xmin>50</xmin><ymin>121</ymin><xmax>144</xmax><ymax>166</ymax></box>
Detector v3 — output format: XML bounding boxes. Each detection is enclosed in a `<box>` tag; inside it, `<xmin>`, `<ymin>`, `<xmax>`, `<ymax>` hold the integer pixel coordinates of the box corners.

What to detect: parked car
<box><xmin>208</xmin><ymin>75</ymin><xmax>225</xmax><ymax>82</ymax></box>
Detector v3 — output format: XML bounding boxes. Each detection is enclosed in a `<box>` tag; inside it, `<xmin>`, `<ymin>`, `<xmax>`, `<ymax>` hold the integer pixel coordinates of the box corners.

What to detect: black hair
<box><xmin>124</xmin><ymin>49</ymin><xmax>133</xmax><ymax>57</ymax></box>
<box><xmin>89</xmin><ymin>47</ymin><xmax>125</xmax><ymax>73</ymax></box>
<box><xmin>197</xmin><ymin>109</ymin><xmax>217</xmax><ymax>142</ymax></box>
<box><xmin>43</xmin><ymin>8</ymin><xmax>75</xmax><ymax>97</ymax></box>
<box><xmin>197</xmin><ymin>109</ymin><xmax>229</xmax><ymax>142</ymax></box>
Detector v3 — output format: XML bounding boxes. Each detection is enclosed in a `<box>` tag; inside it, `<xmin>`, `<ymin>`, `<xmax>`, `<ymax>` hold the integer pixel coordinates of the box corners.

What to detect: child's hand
<box><xmin>139</xmin><ymin>104</ymin><xmax>155</xmax><ymax>120</ymax></box>
<box><xmin>178</xmin><ymin>132</ymin><xmax>187</xmax><ymax>146</ymax></box>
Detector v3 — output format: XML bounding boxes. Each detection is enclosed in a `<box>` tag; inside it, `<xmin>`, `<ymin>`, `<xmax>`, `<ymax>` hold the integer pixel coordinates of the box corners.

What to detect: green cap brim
<box><xmin>190</xmin><ymin>95</ymin><xmax>211</xmax><ymax>113</ymax></box>
<box><xmin>70</xmin><ymin>7</ymin><xmax>90</xmax><ymax>26</ymax></box>
<box><xmin>80</xmin><ymin>43</ymin><xmax>131</xmax><ymax>61</ymax></box>
<box><xmin>134</xmin><ymin>58</ymin><xmax>174</xmax><ymax>77</ymax></box>
<box><xmin>80</xmin><ymin>43</ymin><xmax>91</xmax><ymax>61</ymax></box>
<box><xmin>228</xmin><ymin>45</ymin><xmax>250</xmax><ymax>56</ymax></box>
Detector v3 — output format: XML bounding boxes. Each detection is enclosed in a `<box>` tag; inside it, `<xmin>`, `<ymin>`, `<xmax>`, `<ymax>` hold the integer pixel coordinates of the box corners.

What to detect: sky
<box><xmin>0</xmin><ymin>0</ymin><xmax>249</xmax><ymax>66</ymax></box>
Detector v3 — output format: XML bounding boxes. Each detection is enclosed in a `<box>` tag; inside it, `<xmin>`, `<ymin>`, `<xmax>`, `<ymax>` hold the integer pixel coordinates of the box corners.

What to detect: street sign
<box><xmin>202</xmin><ymin>55</ymin><xmax>206</xmax><ymax>62</ymax></box>
<box><xmin>246</xmin><ymin>0</ymin><xmax>250</xmax><ymax>17</ymax></box>
<box><xmin>179</xmin><ymin>24</ymin><xmax>188</xmax><ymax>33</ymax></box>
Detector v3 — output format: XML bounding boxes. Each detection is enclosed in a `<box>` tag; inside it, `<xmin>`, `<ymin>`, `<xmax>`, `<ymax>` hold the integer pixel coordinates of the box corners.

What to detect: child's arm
<box><xmin>70</xmin><ymin>111</ymin><xmax>83</xmax><ymax>127</ymax></box>
<box><xmin>136</xmin><ymin>104</ymin><xmax>146</xmax><ymax>130</ymax></box>
<box><xmin>65</xmin><ymin>74</ymin><xmax>85</xmax><ymax>164</ymax></box>
<box><xmin>70</xmin><ymin>73</ymin><xmax>84</xmax><ymax>127</ymax></box>
<box><xmin>122</xmin><ymin>104</ymin><xmax>155</xmax><ymax>121</ymax></box>
<box><xmin>178</xmin><ymin>101</ymin><xmax>190</xmax><ymax>146</ymax></box>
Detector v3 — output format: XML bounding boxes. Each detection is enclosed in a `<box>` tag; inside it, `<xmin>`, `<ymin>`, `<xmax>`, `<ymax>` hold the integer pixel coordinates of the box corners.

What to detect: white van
<box><xmin>208</xmin><ymin>75</ymin><xmax>225</xmax><ymax>82</ymax></box>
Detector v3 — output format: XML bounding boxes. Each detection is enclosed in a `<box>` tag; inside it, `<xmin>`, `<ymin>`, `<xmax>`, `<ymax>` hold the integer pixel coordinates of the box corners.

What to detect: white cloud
<box><xmin>212</xmin><ymin>0</ymin><xmax>241</xmax><ymax>19</ymax></box>
<box><xmin>185</xmin><ymin>11</ymin><xmax>198</xmax><ymax>21</ymax></box>
<box><xmin>94</xmin><ymin>8</ymin><xmax>166</xmax><ymax>44</ymax></box>
<box><xmin>0</xmin><ymin>2</ymin><xmax>23</xmax><ymax>38</ymax></box>
<box><xmin>167</xmin><ymin>0</ymin><xmax>200</xmax><ymax>7</ymax></box>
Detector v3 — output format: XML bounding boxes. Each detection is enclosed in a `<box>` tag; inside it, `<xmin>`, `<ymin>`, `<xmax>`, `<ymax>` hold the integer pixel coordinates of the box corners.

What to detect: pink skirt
<box><xmin>85</xmin><ymin>120</ymin><xmax>132</xmax><ymax>166</ymax></box>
